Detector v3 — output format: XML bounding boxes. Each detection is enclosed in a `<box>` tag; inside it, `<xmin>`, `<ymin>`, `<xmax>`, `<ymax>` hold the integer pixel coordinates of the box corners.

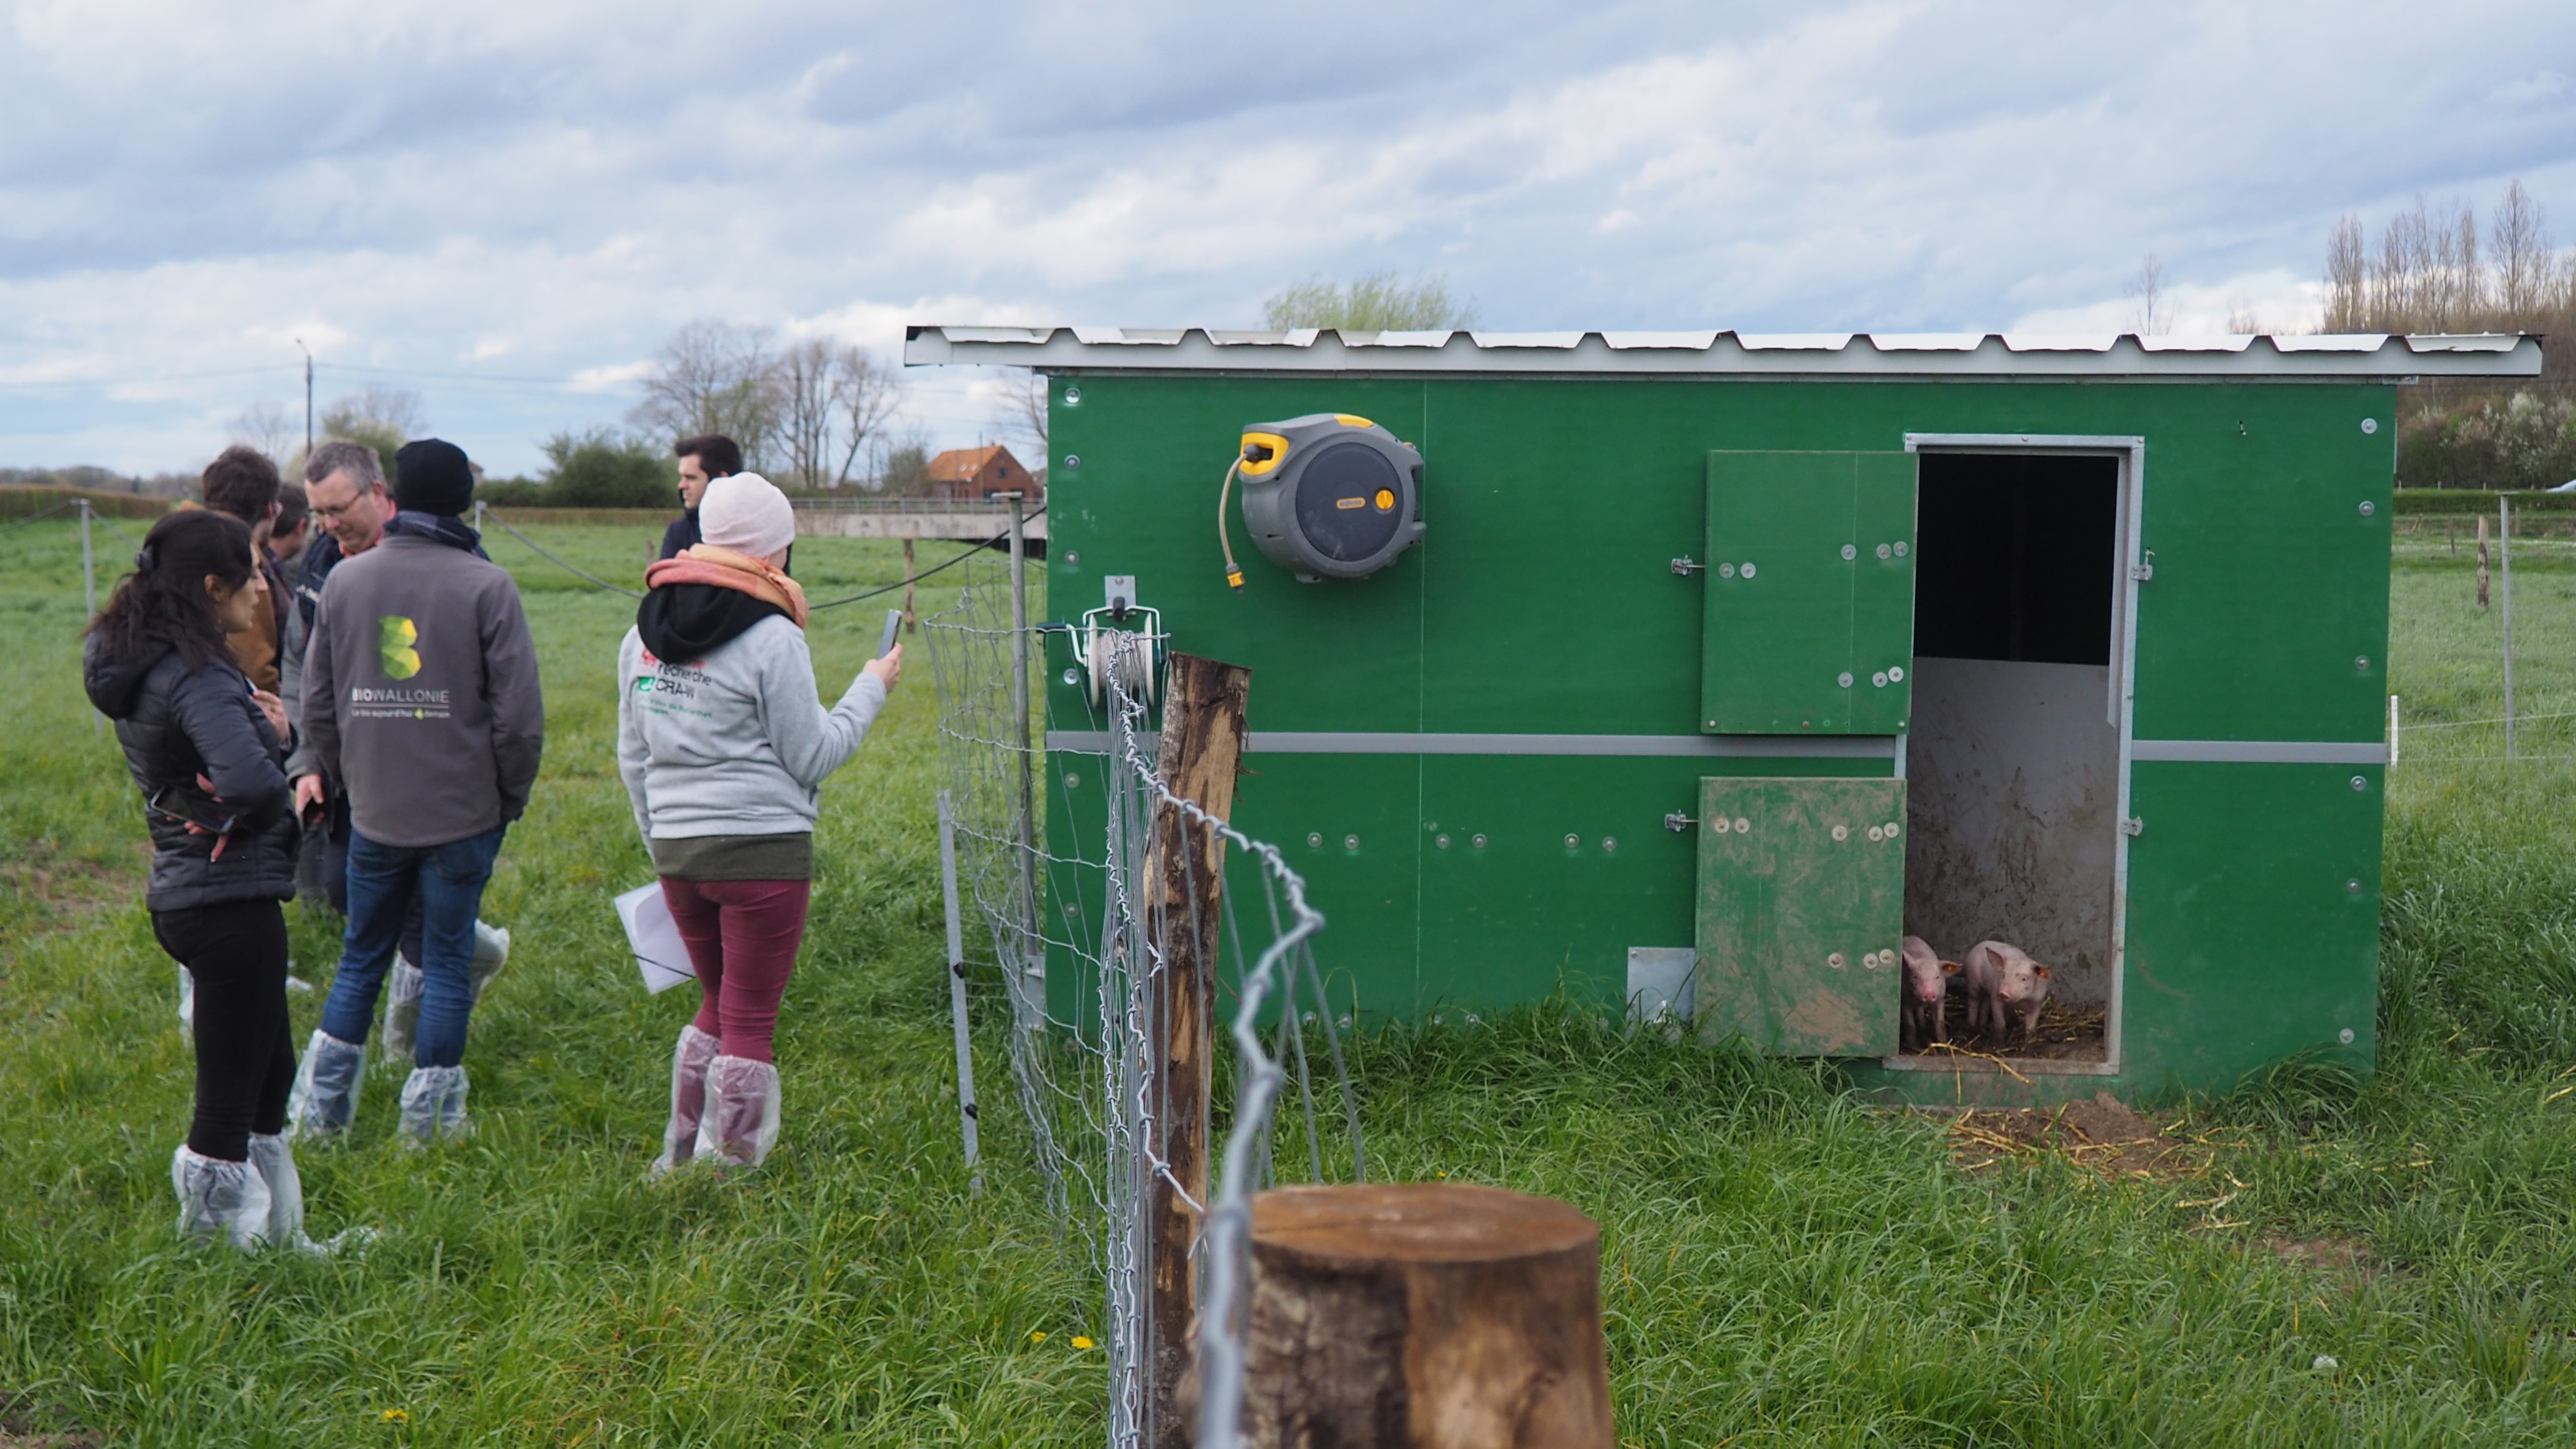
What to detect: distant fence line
<box><xmin>0</xmin><ymin>488</ymin><xmax>173</xmax><ymax>522</ymax></box>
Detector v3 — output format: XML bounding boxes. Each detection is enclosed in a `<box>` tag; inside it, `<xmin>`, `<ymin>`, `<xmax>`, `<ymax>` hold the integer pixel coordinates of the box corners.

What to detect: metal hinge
<box><xmin>2129</xmin><ymin>549</ymin><xmax>2155</xmax><ymax>582</ymax></box>
<box><xmin>1671</xmin><ymin>556</ymin><xmax>1706</xmax><ymax>576</ymax></box>
<box><xmin>1665</xmin><ymin>812</ymin><xmax>1697</xmax><ymax>832</ymax></box>
<box><xmin>2121</xmin><ymin>817</ymin><xmax>2145</xmax><ymax>837</ymax></box>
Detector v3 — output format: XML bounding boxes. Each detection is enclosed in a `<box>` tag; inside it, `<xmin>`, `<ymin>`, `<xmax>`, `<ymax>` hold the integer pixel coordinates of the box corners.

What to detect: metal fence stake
<box><xmin>81</xmin><ymin>499</ymin><xmax>98</xmax><ymax>737</ymax></box>
<box><xmin>938</xmin><ymin>790</ymin><xmax>983</xmax><ymax>1192</ymax></box>
<box><xmin>1004</xmin><ymin>493</ymin><xmax>1041</xmax><ymax>963</ymax></box>
<box><xmin>2502</xmin><ymin>496</ymin><xmax>2516</xmax><ymax>760</ymax></box>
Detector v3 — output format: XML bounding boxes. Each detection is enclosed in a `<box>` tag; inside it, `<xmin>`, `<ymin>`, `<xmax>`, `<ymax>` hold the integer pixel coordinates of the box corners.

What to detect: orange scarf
<box><xmin>643</xmin><ymin>544</ymin><xmax>810</xmax><ymax>627</ymax></box>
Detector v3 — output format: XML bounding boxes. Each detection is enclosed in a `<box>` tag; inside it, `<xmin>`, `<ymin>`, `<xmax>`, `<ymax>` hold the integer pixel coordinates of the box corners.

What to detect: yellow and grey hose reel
<box><xmin>1219</xmin><ymin>413</ymin><xmax>1425</xmax><ymax>585</ymax></box>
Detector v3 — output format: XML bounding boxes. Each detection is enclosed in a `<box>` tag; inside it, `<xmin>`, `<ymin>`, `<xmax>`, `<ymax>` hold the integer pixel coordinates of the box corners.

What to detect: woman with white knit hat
<box><xmin>615</xmin><ymin>472</ymin><xmax>898</xmax><ymax>1171</ymax></box>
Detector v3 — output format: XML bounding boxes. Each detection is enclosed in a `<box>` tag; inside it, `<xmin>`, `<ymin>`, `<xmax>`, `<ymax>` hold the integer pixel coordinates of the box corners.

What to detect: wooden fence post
<box><xmin>1147</xmin><ymin>652</ymin><xmax>1253</xmax><ymax>1449</ymax></box>
<box><xmin>1238</xmin><ymin>1183</ymin><xmax>1615</xmax><ymax>1449</ymax></box>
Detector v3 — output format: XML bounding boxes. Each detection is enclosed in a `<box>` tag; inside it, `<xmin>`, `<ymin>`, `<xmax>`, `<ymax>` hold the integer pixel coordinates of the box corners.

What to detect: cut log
<box><xmin>1238</xmin><ymin>1183</ymin><xmax>1612</xmax><ymax>1449</ymax></box>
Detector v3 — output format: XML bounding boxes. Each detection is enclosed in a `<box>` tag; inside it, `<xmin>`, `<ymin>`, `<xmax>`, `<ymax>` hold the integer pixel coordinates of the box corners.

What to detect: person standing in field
<box><xmin>658</xmin><ymin>433</ymin><xmax>741</xmax><ymax>561</ymax></box>
<box><xmin>282</xmin><ymin>439</ymin><xmax>512</xmax><ymax>1042</ymax></box>
<box><xmin>618</xmin><ymin>472</ymin><xmax>897</xmax><ymax>1171</ymax></box>
<box><xmin>290</xmin><ymin>439</ymin><xmax>543</xmax><ymax>1146</ymax></box>
<box><xmin>198</xmin><ymin>446</ymin><xmax>295</xmax><ymax>694</ymax></box>
<box><xmin>268</xmin><ymin>480</ymin><xmax>315</xmax><ymax>580</ymax></box>
<box><xmin>84</xmin><ymin>509</ymin><xmax>344</xmax><ymax>1249</ymax></box>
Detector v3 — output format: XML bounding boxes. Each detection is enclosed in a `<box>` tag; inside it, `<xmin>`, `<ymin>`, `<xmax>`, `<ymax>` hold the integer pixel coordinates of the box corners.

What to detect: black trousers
<box><xmin>152</xmin><ymin>899</ymin><xmax>295</xmax><ymax>1161</ymax></box>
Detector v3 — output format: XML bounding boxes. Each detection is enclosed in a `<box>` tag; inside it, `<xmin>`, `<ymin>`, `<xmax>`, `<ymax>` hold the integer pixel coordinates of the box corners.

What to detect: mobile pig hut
<box><xmin>908</xmin><ymin>325</ymin><xmax>2540</xmax><ymax>1107</ymax></box>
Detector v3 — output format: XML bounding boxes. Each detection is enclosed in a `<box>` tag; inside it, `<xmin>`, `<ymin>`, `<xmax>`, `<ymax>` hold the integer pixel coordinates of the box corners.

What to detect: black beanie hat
<box><xmin>392</xmin><ymin>438</ymin><xmax>475</xmax><ymax>517</ymax></box>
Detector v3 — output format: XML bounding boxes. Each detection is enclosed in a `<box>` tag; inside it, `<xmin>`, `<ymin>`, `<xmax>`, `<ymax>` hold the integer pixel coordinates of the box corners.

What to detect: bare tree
<box><xmin>322</xmin><ymin>386</ymin><xmax>425</xmax><ymax>440</ymax></box>
<box><xmin>834</xmin><ymin>350</ymin><xmax>901</xmax><ymax>489</ymax></box>
<box><xmin>992</xmin><ymin>369</ymin><xmax>1049</xmax><ymax>456</ymax></box>
<box><xmin>1262</xmin><ymin>272</ymin><xmax>1478</xmax><ymax>331</ymax></box>
<box><xmin>2125</xmin><ymin>253</ymin><xmax>2172</xmax><ymax>334</ymax></box>
<box><xmin>2492</xmin><ymin>180</ymin><xmax>2553</xmax><ymax>319</ymax></box>
<box><xmin>2324</xmin><ymin>216</ymin><xmax>2369</xmax><ymax>332</ymax></box>
<box><xmin>230</xmin><ymin>401</ymin><xmax>295</xmax><ymax>463</ymax></box>
<box><xmin>2224</xmin><ymin>303</ymin><xmax>2264</xmax><ymax>335</ymax></box>
<box><xmin>776</xmin><ymin>337</ymin><xmax>840</xmax><ymax>490</ymax></box>
<box><xmin>628</xmin><ymin>320</ymin><xmax>783</xmax><ymax>471</ymax></box>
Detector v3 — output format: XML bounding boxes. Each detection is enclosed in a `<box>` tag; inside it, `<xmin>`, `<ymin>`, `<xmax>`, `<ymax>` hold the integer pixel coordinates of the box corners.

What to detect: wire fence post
<box><xmin>80</xmin><ymin>499</ymin><xmax>98</xmax><ymax>737</ymax></box>
<box><xmin>1144</xmin><ymin>654</ymin><xmax>1252</xmax><ymax>1449</ymax></box>
<box><xmin>938</xmin><ymin>790</ymin><xmax>984</xmax><ymax>1192</ymax></box>
<box><xmin>1005</xmin><ymin>493</ymin><xmax>1041</xmax><ymax>967</ymax></box>
<box><xmin>2502</xmin><ymin>494</ymin><xmax>2516</xmax><ymax>760</ymax></box>
<box><xmin>2388</xmin><ymin>694</ymin><xmax>2399</xmax><ymax>769</ymax></box>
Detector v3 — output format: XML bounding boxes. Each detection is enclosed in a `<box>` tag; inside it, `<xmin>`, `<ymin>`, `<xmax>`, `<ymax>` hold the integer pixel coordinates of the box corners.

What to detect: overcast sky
<box><xmin>4</xmin><ymin>0</ymin><xmax>2574</xmax><ymax>476</ymax></box>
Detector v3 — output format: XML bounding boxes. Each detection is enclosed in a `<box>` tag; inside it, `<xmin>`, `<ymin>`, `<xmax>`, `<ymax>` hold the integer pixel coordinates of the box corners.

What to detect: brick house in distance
<box><xmin>923</xmin><ymin>443</ymin><xmax>1041</xmax><ymax>502</ymax></box>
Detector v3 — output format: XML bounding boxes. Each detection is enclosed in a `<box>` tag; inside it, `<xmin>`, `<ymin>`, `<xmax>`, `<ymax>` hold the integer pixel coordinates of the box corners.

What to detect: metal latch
<box><xmin>1664</xmin><ymin>811</ymin><xmax>1697</xmax><ymax>832</ymax></box>
<box><xmin>2128</xmin><ymin>549</ymin><xmax>2155</xmax><ymax>582</ymax></box>
<box><xmin>2121</xmin><ymin>817</ymin><xmax>2145</xmax><ymax>837</ymax></box>
<box><xmin>1671</xmin><ymin>556</ymin><xmax>1706</xmax><ymax>576</ymax></box>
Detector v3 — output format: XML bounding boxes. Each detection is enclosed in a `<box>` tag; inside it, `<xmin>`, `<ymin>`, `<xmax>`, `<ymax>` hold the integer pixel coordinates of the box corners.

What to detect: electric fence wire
<box><xmin>920</xmin><ymin>550</ymin><xmax>1362</xmax><ymax>1449</ymax></box>
<box><xmin>0</xmin><ymin>499</ymin><xmax>80</xmax><ymax>534</ymax></box>
<box><xmin>475</xmin><ymin>502</ymin><xmax>1045</xmax><ymax>612</ymax></box>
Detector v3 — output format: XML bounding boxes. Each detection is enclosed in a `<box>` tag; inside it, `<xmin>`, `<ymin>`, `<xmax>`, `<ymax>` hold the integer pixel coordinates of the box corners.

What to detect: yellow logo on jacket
<box><xmin>379</xmin><ymin>616</ymin><xmax>421</xmax><ymax>679</ymax></box>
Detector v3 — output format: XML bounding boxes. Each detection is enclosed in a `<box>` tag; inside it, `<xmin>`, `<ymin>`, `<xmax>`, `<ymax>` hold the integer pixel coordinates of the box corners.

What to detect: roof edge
<box><xmin>903</xmin><ymin>325</ymin><xmax>2541</xmax><ymax>379</ymax></box>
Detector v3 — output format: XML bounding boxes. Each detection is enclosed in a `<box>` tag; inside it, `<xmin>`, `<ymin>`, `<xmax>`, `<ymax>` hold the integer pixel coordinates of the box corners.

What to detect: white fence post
<box><xmin>937</xmin><ymin>790</ymin><xmax>982</xmax><ymax>1191</ymax></box>
<box><xmin>2388</xmin><ymin>694</ymin><xmax>2399</xmax><ymax>769</ymax></box>
<box><xmin>2501</xmin><ymin>496</ymin><xmax>2516</xmax><ymax>760</ymax></box>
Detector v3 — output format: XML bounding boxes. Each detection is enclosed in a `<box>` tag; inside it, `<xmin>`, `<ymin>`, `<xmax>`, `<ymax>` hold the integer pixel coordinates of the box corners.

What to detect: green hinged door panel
<box><xmin>1702</xmin><ymin>451</ymin><xmax>1918</xmax><ymax>734</ymax></box>
<box><xmin>1694</xmin><ymin>776</ymin><xmax>1906</xmax><ymax>1056</ymax></box>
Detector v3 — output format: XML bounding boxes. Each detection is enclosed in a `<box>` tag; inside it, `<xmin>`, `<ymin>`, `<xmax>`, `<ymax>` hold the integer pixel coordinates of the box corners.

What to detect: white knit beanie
<box><xmin>698</xmin><ymin>472</ymin><xmax>796</xmax><ymax>559</ymax></box>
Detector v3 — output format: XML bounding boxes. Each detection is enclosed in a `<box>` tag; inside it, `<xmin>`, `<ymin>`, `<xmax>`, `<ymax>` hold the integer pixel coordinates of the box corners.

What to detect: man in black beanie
<box><xmin>292</xmin><ymin>438</ymin><xmax>545</xmax><ymax>1146</ymax></box>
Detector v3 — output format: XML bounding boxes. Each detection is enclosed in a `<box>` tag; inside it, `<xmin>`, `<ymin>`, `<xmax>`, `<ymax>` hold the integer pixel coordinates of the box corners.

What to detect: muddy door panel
<box><xmin>1694</xmin><ymin>776</ymin><xmax>1906</xmax><ymax>1056</ymax></box>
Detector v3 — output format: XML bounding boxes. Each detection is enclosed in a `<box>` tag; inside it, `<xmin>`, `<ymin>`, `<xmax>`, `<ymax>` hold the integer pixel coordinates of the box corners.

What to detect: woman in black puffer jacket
<box><xmin>84</xmin><ymin>509</ymin><xmax>331</xmax><ymax>1251</ymax></box>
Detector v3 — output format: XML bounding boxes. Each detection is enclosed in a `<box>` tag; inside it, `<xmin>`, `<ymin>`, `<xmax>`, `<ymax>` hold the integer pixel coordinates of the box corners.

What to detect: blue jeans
<box><xmin>320</xmin><ymin>825</ymin><xmax>507</xmax><ymax>1068</ymax></box>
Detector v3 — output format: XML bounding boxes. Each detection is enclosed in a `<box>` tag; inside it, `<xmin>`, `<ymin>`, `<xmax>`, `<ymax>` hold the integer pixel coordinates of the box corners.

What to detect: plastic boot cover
<box><xmin>178</xmin><ymin>966</ymin><xmax>194</xmax><ymax>1027</ymax></box>
<box><xmin>286</xmin><ymin>1030</ymin><xmax>366</xmax><ymax>1141</ymax></box>
<box><xmin>171</xmin><ymin>1145</ymin><xmax>274</xmax><ymax>1250</ymax></box>
<box><xmin>245</xmin><ymin>1133</ymin><xmax>373</xmax><ymax>1256</ymax></box>
<box><xmin>396</xmin><ymin>1065</ymin><xmax>472</xmax><ymax>1145</ymax></box>
<box><xmin>381</xmin><ymin>957</ymin><xmax>425</xmax><ymax>1063</ymax></box>
<box><xmin>650</xmin><ymin>1024</ymin><xmax>723</xmax><ymax>1177</ymax></box>
<box><xmin>469</xmin><ymin>921</ymin><xmax>512</xmax><ymax>1003</ymax></box>
<box><xmin>695</xmin><ymin>1056</ymin><xmax>782</xmax><ymax>1169</ymax></box>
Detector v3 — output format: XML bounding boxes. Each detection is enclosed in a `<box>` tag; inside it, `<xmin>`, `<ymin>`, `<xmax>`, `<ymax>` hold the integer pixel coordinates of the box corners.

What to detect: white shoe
<box><xmin>244</xmin><ymin>1131</ymin><xmax>371</xmax><ymax>1256</ymax></box>
<box><xmin>696</xmin><ymin>1056</ymin><xmax>782</xmax><ymax>1169</ymax></box>
<box><xmin>381</xmin><ymin>956</ymin><xmax>425</xmax><ymax>1063</ymax></box>
<box><xmin>171</xmin><ymin>1145</ymin><xmax>273</xmax><ymax>1251</ymax></box>
<box><xmin>469</xmin><ymin>921</ymin><xmax>512</xmax><ymax>1003</ymax></box>
<box><xmin>285</xmin><ymin>1030</ymin><xmax>366</xmax><ymax>1141</ymax></box>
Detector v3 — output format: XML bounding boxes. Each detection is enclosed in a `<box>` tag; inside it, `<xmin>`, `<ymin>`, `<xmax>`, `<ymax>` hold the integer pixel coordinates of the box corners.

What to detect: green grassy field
<box><xmin>4</xmin><ymin>519</ymin><xmax>2576</xmax><ymax>1446</ymax></box>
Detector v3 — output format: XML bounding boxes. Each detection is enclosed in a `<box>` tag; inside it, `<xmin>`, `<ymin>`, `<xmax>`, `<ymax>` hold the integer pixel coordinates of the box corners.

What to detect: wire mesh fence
<box><xmin>922</xmin><ymin>544</ymin><xmax>1362</xmax><ymax>1449</ymax></box>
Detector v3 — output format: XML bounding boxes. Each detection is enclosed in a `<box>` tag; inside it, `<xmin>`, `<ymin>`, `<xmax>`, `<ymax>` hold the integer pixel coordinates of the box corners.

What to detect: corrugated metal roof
<box><xmin>904</xmin><ymin>325</ymin><xmax>2540</xmax><ymax>378</ymax></box>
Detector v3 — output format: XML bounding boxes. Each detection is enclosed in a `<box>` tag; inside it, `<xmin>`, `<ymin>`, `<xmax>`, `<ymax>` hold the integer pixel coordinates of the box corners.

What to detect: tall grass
<box><xmin>1</xmin><ymin>522</ymin><xmax>2574</xmax><ymax>1445</ymax></box>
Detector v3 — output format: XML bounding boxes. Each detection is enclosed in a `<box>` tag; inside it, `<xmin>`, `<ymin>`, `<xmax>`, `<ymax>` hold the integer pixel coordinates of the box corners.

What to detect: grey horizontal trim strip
<box><xmin>2132</xmin><ymin>739</ymin><xmax>2389</xmax><ymax>765</ymax></box>
<box><xmin>907</xmin><ymin>326</ymin><xmax>2539</xmax><ymax>380</ymax></box>
<box><xmin>1044</xmin><ymin>730</ymin><xmax>1899</xmax><ymax>759</ymax></box>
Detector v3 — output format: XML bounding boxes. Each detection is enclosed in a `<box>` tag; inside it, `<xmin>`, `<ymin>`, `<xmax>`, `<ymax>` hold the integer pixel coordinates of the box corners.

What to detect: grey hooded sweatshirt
<box><xmin>615</xmin><ymin>615</ymin><xmax>886</xmax><ymax>855</ymax></box>
<box><xmin>304</xmin><ymin>532</ymin><xmax>544</xmax><ymax>848</ymax></box>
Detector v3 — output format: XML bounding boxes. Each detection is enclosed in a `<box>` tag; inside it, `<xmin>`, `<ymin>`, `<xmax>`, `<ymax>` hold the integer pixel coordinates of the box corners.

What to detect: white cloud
<box><xmin>1</xmin><ymin>0</ymin><xmax>2572</xmax><ymax>473</ymax></box>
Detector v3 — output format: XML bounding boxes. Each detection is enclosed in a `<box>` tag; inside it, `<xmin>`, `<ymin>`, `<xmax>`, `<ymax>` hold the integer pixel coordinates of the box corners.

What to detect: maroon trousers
<box><xmin>658</xmin><ymin>878</ymin><xmax>811</xmax><ymax>1063</ymax></box>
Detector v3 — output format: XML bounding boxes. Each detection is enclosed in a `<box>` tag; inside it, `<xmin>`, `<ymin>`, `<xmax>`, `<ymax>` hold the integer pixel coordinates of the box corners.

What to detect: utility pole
<box><xmin>296</xmin><ymin>339</ymin><xmax>314</xmax><ymax>455</ymax></box>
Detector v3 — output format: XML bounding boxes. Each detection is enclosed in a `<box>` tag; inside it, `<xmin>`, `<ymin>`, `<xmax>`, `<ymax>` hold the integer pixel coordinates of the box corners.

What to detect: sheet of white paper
<box><xmin>615</xmin><ymin>882</ymin><xmax>696</xmax><ymax>994</ymax></box>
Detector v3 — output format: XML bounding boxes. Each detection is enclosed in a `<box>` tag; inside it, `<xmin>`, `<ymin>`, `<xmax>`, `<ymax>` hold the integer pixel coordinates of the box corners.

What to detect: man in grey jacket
<box><xmin>289</xmin><ymin>438</ymin><xmax>544</xmax><ymax>1145</ymax></box>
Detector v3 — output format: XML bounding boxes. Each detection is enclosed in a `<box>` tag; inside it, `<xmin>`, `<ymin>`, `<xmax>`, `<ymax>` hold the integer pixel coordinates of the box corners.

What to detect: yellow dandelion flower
<box><xmin>1071</xmin><ymin>1335</ymin><xmax>1096</xmax><ymax>1350</ymax></box>
<box><xmin>380</xmin><ymin>1408</ymin><xmax>410</xmax><ymax>1424</ymax></box>
<box><xmin>1029</xmin><ymin>1331</ymin><xmax>1048</xmax><ymax>1343</ymax></box>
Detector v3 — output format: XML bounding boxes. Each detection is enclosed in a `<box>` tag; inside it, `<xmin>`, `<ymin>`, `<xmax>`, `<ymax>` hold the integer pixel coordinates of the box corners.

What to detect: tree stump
<box><xmin>1238</xmin><ymin>1183</ymin><xmax>1612</xmax><ymax>1449</ymax></box>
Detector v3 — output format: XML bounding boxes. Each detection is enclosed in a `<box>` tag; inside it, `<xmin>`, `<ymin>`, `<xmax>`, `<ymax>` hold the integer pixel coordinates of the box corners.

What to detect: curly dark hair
<box><xmin>87</xmin><ymin>510</ymin><xmax>256</xmax><ymax>671</ymax></box>
<box><xmin>201</xmin><ymin>445</ymin><xmax>281</xmax><ymax>524</ymax></box>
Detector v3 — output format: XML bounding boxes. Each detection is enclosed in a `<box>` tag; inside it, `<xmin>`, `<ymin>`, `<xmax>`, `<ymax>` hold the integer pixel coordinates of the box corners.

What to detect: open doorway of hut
<box><xmin>1900</xmin><ymin>451</ymin><xmax>2121</xmax><ymax>1067</ymax></box>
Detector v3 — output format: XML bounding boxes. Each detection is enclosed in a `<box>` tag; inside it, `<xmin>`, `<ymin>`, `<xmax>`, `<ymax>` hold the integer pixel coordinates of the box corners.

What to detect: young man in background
<box><xmin>268</xmin><ymin>481</ymin><xmax>314</xmax><ymax>579</ymax></box>
<box><xmin>658</xmin><ymin>434</ymin><xmax>742</xmax><ymax>560</ymax></box>
<box><xmin>199</xmin><ymin>446</ymin><xmax>294</xmax><ymax>694</ymax></box>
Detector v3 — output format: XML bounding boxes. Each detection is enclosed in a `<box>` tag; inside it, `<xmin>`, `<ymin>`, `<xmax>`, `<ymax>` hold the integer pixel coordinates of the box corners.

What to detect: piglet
<box><xmin>1899</xmin><ymin>935</ymin><xmax>1958</xmax><ymax>1050</ymax></box>
<box><xmin>1964</xmin><ymin>940</ymin><xmax>2051</xmax><ymax>1042</ymax></box>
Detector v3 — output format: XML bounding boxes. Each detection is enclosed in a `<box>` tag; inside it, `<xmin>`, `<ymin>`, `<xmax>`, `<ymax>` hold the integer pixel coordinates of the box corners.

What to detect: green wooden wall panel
<box><xmin>2120</xmin><ymin>761</ymin><xmax>2383</xmax><ymax>1090</ymax></box>
<box><xmin>1695</xmin><ymin>777</ymin><xmax>1907</xmax><ymax>1056</ymax></box>
<box><xmin>1702</xmin><ymin>451</ymin><xmax>1863</xmax><ymax>733</ymax></box>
